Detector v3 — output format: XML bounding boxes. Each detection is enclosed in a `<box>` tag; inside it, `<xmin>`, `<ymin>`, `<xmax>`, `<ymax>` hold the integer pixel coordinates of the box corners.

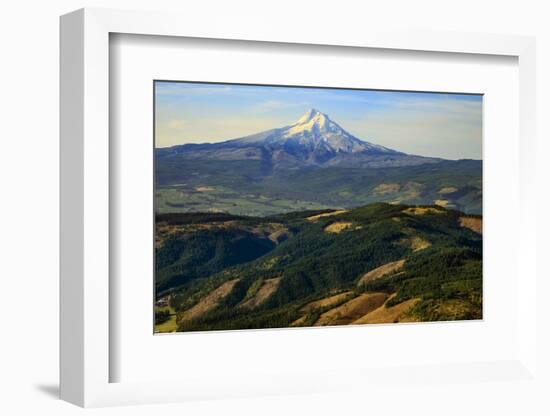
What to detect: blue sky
<box><xmin>155</xmin><ymin>81</ymin><xmax>482</xmax><ymax>160</ymax></box>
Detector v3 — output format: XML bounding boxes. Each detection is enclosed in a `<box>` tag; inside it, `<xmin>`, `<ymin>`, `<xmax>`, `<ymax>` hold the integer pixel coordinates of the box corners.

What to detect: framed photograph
<box><xmin>60</xmin><ymin>8</ymin><xmax>539</xmax><ymax>408</ymax></box>
<box><xmin>153</xmin><ymin>81</ymin><xmax>483</xmax><ymax>334</ymax></box>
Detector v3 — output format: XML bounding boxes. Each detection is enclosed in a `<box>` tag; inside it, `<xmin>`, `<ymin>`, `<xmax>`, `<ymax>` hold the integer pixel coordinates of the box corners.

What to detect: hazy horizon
<box><xmin>155</xmin><ymin>81</ymin><xmax>482</xmax><ymax>160</ymax></box>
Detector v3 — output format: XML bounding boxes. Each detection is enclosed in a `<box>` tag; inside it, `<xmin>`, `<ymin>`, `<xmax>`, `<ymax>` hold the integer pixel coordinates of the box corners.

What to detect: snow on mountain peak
<box><xmin>231</xmin><ymin>108</ymin><xmax>399</xmax><ymax>156</ymax></box>
<box><xmin>295</xmin><ymin>108</ymin><xmax>328</xmax><ymax>125</ymax></box>
<box><xmin>285</xmin><ymin>109</ymin><xmax>336</xmax><ymax>137</ymax></box>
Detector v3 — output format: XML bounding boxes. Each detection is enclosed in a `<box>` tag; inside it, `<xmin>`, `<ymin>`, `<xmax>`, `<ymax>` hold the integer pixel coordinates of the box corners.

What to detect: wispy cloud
<box><xmin>342</xmin><ymin>97</ymin><xmax>482</xmax><ymax>159</ymax></box>
<box><xmin>252</xmin><ymin>99</ymin><xmax>311</xmax><ymax>113</ymax></box>
<box><xmin>155</xmin><ymin>82</ymin><xmax>234</xmax><ymax>96</ymax></box>
<box><xmin>166</xmin><ymin>119</ymin><xmax>187</xmax><ymax>129</ymax></box>
<box><xmin>154</xmin><ymin>81</ymin><xmax>482</xmax><ymax>159</ymax></box>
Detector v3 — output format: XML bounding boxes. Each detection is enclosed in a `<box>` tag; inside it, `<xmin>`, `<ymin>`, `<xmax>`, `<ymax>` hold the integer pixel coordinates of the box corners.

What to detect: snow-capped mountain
<box><xmin>232</xmin><ymin>109</ymin><xmax>396</xmax><ymax>155</ymax></box>
<box><xmin>158</xmin><ymin>109</ymin><xmax>441</xmax><ymax>170</ymax></box>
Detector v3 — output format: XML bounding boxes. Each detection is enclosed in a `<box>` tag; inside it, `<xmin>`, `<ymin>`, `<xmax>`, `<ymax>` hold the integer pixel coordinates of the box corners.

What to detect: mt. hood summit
<box><xmin>232</xmin><ymin>109</ymin><xmax>396</xmax><ymax>155</ymax></box>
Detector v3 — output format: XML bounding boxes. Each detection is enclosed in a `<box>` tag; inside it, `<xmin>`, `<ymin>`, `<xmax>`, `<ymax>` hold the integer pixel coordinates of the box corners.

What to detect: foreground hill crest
<box><xmin>155</xmin><ymin>203</ymin><xmax>483</xmax><ymax>333</ymax></box>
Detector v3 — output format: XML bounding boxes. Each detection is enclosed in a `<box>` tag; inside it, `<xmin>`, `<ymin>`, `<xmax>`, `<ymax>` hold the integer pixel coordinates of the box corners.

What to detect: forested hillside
<box><xmin>155</xmin><ymin>203</ymin><xmax>482</xmax><ymax>332</ymax></box>
<box><xmin>155</xmin><ymin>159</ymin><xmax>482</xmax><ymax>216</ymax></box>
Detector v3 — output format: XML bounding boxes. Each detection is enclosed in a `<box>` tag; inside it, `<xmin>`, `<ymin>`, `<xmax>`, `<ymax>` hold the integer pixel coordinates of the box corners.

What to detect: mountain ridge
<box><xmin>157</xmin><ymin>109</ymin><xmax>443</xmax><ymax>170</ymax></box>
<box><xmin>155</xmin><ymin>109</ymin><xmax>482</xmax><ymax>216</ymax></box>
<box><xmin>229</xmin><ymin>108</ymin><xmax>397</xmax><ymax>154</ymax></box>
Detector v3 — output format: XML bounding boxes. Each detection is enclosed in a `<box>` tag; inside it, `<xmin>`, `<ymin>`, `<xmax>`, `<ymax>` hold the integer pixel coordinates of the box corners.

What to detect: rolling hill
<box><xmin>155</xmin><ymin>203</ymin><xmax>482</xmax><ymax>333</ymax></box>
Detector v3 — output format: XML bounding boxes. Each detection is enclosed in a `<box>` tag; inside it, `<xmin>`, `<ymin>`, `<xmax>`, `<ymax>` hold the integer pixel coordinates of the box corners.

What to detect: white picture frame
<box><xmin>60</xmin><ymin>7</ymin><xmax>538</xmax><ymax>408</ymax></box>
